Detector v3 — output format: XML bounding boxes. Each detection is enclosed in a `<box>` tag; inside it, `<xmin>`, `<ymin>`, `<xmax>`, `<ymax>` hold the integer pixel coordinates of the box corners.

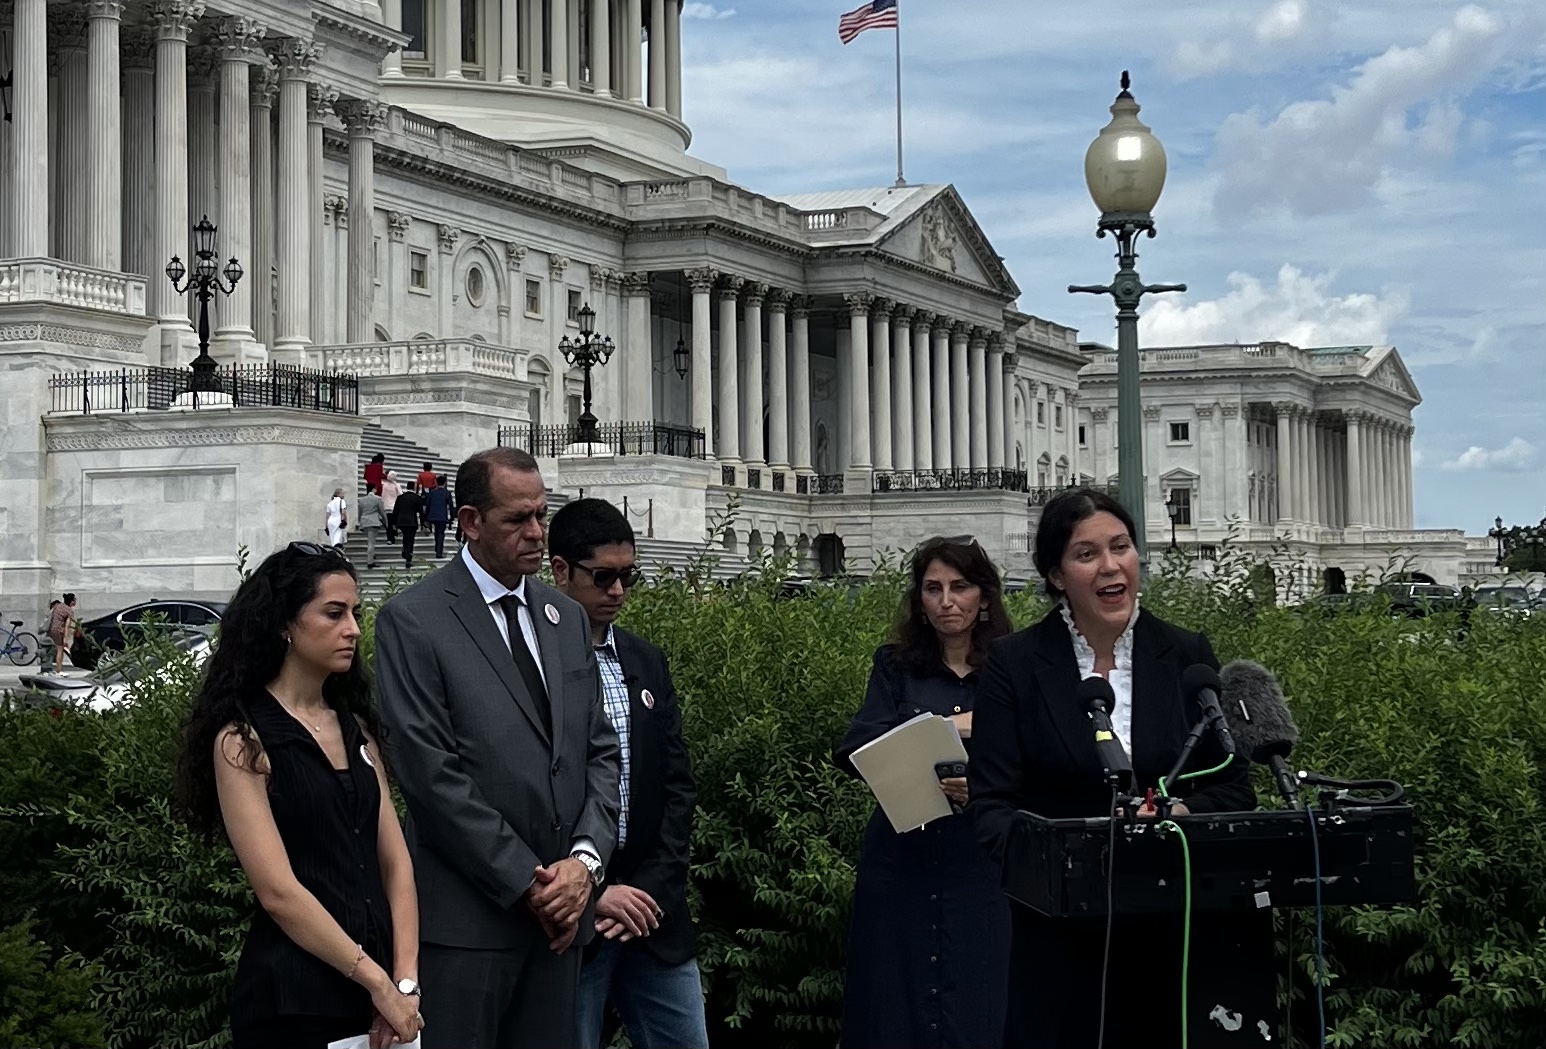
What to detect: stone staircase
<box><xmin>355</xmin><ymin>421</ymin><xmax>457</xmax><ymax>497</ymax></box>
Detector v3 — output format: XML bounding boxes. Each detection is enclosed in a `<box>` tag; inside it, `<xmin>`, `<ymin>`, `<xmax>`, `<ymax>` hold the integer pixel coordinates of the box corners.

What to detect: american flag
<box><xmin>838</xmin><ymin>0</ymin><xmax>898</xmax><ymax>44</ymax></box>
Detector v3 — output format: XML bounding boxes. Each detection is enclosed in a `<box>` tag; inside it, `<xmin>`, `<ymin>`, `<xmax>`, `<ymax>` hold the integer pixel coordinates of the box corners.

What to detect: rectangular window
<box><xmin>525</xmin><ymin>278</ymin><xmax>542</xmax><ymax>316</ymax></box>
<box><xmin>1054</xmin><ymin>405</ymin><xmax>1064</xmax><ymax>429</ymax></box>
<box><xmin>1169</xmin><ymin>421</ymin><xmax>1191</xmax><ymax>443</ymax></box>
<box><xmin>401</xmin><ymin>0</ymin><xmax>426</xmax><ymax>54</ymax></box>
<box><xmin>1078</xmin><ymin>424</ymin><xmax>1087</xmax><ymax>447</ymax></box>
<box><xmin>567</xmin><ymin>394</ymin><xmax>582</xmax><ymax>425</ymax></box>
<box><xmin>567</xmin><ymin>289</ymin><xmax>582</xmax><ymax>324</ymax></box>
<box><xmin>1036</xmin><ymin>402</ymin><xmax>1045</xmax><ymax>426</ymax></box>
<box><xmin>1169</xmin><ymin>487</ymin><xmax>1193</xmax><ymax>526</ymax></box>
<box><xmin>460</xmin><ymin>0</ymin><xmax>478</xmax><ymax>62</ymax></box>
<box><xmin>408</xmin><ymin>250</ymin><xmax>428</xmax><ymax>290</ymax></box>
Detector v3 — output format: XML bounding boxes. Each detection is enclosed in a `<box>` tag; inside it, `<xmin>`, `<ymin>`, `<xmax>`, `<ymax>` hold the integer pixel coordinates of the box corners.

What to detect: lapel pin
<box><xmin>544</xmin><ymin>603</ymin><xmax>560</xmax><ymax>624</ymax></box>
<box><xmin>359</xmin><ymin>744</ymin><xmax>375</xmax><ymax>769</ymax></box>
<box><xmin>641</xmin><ymin>688</ymin><xmax>655</xmax><ymax>710</ymax></box>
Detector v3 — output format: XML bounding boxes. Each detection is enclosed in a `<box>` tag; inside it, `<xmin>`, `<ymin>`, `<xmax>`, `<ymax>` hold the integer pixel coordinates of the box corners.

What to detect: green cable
<box><xmin>1159</xmin><ymin>818</ymin><xmax>1193</xmax><ymax>1049</ymax></box>
<box><xmin>1158</xmin><ymin>754</ymin><xmax>1234</xmax><ymax>801</ymax></box>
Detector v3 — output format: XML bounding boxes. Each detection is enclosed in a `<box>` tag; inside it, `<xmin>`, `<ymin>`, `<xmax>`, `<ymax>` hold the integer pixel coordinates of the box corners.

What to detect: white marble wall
<box><xmin>552</xmin><ymin>455</ymin><xmax>716</xmax><ymax>544</ymax></box>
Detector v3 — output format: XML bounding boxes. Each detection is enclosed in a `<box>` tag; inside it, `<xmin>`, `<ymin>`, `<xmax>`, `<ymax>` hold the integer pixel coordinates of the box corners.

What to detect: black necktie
<box><xmin>497</xmin><ymin>594</ymin><xmax>551</xmax><ymax>735</ymax></box>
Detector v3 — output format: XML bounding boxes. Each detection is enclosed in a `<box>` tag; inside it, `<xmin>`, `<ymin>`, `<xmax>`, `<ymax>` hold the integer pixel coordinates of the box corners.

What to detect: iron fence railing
<box><xmin>48</xmin><ymin>364</ymin><xmax>360</xmax><ymax>415</ymax></box>
<box><xmin>872</xmin><ymin>469</ymin><xmax>1030</xmax><ymax>494</ymax></box>
<box><xmin>497</xmin><ymin>421</ymin><xmax>707</xmax><ymax>459</ymax></box>
<box><xmin>812</xmin><ymin>474</ymin><xmax>845</xmax><ymax>495</ymax></box>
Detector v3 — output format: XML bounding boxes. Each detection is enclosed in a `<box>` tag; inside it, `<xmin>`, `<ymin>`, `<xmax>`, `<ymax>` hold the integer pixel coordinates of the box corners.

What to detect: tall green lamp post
<box><xmin>1070</xmin><ymin>72</ymin><xmax>1185</xmax><ymax>562</ymax></box>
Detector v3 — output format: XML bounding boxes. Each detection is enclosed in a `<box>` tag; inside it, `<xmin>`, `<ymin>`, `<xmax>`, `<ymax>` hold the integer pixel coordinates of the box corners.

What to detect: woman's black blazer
<box><xmin>969</xmin><ymin>606</ymin><xmax>1255</xmax><ymax>866</ymax></box>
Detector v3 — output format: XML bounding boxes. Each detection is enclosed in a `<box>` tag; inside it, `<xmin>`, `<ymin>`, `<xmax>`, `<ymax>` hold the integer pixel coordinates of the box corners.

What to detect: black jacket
<box><xmin>596</xmin><ymin>627</ymin><xmax>699</xmax><ymax>965</ymax></box>
<box><xmin>393</xmin><ymin>490</ymin><xmax>424</xmax><ymax>530</ymax></box>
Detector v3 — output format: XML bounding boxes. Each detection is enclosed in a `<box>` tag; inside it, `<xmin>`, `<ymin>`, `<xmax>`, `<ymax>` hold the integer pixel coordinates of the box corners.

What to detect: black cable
<box><xmin>1097</xmin><ymin>787</ymin><xmax>1119</xmax><ymax>1049</ymax></box>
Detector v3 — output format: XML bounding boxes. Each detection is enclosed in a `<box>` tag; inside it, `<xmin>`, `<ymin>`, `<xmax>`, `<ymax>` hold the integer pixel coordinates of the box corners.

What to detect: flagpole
<box><xmin>893</xmin><ymin>1</ymin><xmax>905</xmax><ymax>187</ymax></box>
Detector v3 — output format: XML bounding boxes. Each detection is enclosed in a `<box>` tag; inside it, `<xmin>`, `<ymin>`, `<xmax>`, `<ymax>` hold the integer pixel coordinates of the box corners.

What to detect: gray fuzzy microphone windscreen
<box><xmin>1220</xmin><ymin>660</ymin><xmax>1299</xmax><ymax>765</ymax></box>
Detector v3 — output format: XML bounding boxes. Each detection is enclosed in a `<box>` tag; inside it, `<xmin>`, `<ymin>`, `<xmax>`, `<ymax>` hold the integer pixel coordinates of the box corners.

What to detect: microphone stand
<box><xmin>1156</xmin><ymin>714</ymin><xmax>1212</xmax><ymax>819</ymax></box>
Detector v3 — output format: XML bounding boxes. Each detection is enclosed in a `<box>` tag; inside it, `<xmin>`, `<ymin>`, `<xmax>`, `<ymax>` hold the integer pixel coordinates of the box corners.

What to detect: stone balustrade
<box><xmin>0</xmin><ymin>258</ymin><xmax>148</xmax><ymax>316</ymax></box>
<box><xmin>315</xmin><ymin>338</ymin><xmax>529</xmax><ymax>380</ymax></box>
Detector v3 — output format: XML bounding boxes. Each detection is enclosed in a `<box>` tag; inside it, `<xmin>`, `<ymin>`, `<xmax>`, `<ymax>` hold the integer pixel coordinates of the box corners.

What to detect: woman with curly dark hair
<box><xmin>175</xmin><ymin>542</ymin><xmax>423</xmax><ymax>1049</ymax></box>
<box><xmin>833</xmin><ymin>536</ymin><xmax>1015</xmax><ymax>1048</ymax></box>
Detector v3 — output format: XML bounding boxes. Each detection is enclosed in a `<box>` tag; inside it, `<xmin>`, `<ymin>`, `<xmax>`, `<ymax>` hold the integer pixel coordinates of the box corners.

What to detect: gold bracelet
<box><xmin>344</xmin><ymin>943</ymin><xmax>365</xmax><ymax>981</ymax></box>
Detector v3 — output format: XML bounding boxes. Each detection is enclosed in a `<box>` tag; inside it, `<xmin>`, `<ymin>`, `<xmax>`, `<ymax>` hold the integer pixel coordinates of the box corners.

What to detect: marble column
<box><xmin>84</xmin><ymin>1</ymin><xmax>125</xmax><ymax>270</ymax></box>
<box><xmin>1274</xmin><ymin>404</ymin><xmax>1294</xmax><ymax>522</ymax></box>
<box><xmin>589</xmin><ymin>0</ymin><xmax>610</xmax><ymax>94</ymax></box>
<box><xmin>382</xmin><ymin>0</ymin><xmax>404</xmax><ymax>77</ymax></box>
<box><xmin>338</xmin><ymin>100</ymin><xmax>385</xmax><ymax>344</ymax></box>
<box><xmin>790</xmin><ymin>298</ymin><xmax>813</xmax><ymax>474</ymax></box>
<box><xmin>153</xmin><ymin>1</ymin><xmax>202</xmax><ymax>341</ymax></box>
<box><xmin>495</xmin><ymin>0</ymin><xmax>516</xmax><ymax>81</ymax></box>
<box><xmin>521</xmin><ymin>0</ymin><xmax>541</xmax><ymax>83</ymax></box>
<box><xmin>986</xmin><ymin>337</ymin><xmax>1005</xmax><ymax>470</ymax></box>
<box><xmin>1344</xmin><ymin>412</ymin><xmax>1363</xmax><ymax>526</ymax></box>
<box><xmin>716</xmin><ymin>276</ymin><xmax>742</xmax><ymax>464</ymax></box>
<box><xmin>834</xmin><ymin>315</ymin><xmax>850</xmax><ymax>472</ymax></box>
<box><xmin>54</xmin><ymin>10</ymin><xmax>88</xmax><ymax>262</ymax></box>
<box><xmin>665</xmin><ymin>0</ymin><xmax>681</xmax><ymax>117</ymax></box>
<box><xmin>625</xmin><ymin>0</ymin><xmax>643</xmax><ymax>102</ymax></box>
<box><xmin>623</xmin><ymin>272</ymin><xmax>653</xmax><ymax>422</ymax></box>
<box><xmin>551</xmin><ymin>0</ymin><xmax>570</xmax><ymax>88</ymax></box>
<box><xmin>931</xmin><ymin>320</ymin><xmax>951</xmax><ymax>469</ymax></box>
<box><xmin>870</xmin><ymin>302</ymin><xmax>893</xmax><ymax>472</ymax></box>
<box><xmin>844</xmin><ymin>294</ymin><xmax>873</xmax><ymax>470</ymax></box>
<box><xmin>307</xmin><ymin>83</ymin><xmax>334</xmax><ymax>352</ymax></box>
<box><xmin>891</xmin><ymin>307</ymin><xmax>914</xmax><ymax>472</ymax></box>
<box><xmin>0</xmin><ymin>15</ymin><xmax>12</xmax><ymax>255</ymax></box>
<box><xmin>272</xmin><ymin>39</ymin><xmax>317</xmax><ymax>363</ymax></box>
<box><xmin>1382</xmin><ymin>424</ymin><xmax>1397</xmax><ymax>528</ymax></box>
<box><xmin>950</xmin><ymin>323</ymin><xmax>970</xmax><ymax>470</ymax></box>
<box><xmin>741</xmin><ymin>282</ymin><xmax>766</xmax><ymax>472</ymax></box>
<box><xmin>912</xmin><ymin>312</ymin><xmax>934</xmax><ymax>470</ymax></box>
<box><xmin>121</xmin><ymin>29</ymin><xmax>156</xmax><ymax>283</ymax></box>
<box><xmin>1002</xmin><ymin>357</ymin><xmax>1017</xmax><ymax>472</ymax></box>
<box><xmin>440</xmin><ymin>0</ymin><xmax>462</xmax><ymax>78</ymax></box>
<box><xmin>249</xmin><ymin>67</ymin><xmax>277</xmax><ymax>351</ymax></box>
<box><xmin>647</xmin><ymin>0</ymin><xmax>665</xmax><ymax>109</ymax></box>
<box><xmin>968</xmin><ymin>329</ymin><xmax>988</xmax><ymax>470</ymax></box>
<box><xmin>567</xmin><ymin>0</ymin><xmax>581</xmax><ymax>89</ymax></box>
<box><xmin>10</xmin><ymin>0</ymin><xmax>46</xmax><ymax>256</ymax></box>
<box><xmin>186</xmin><ymin>50</ymin><xmax>218</xmax><ymax>273</ymax></box>
<box><xmin>685</xmin><ymin>267</ymin><xmax>716</xmax><ymax>454</ymax></box>
<box><xmin>213</xmin><ymin>19</ymin><xmax>264</xmax><ymax>350</ymax></box>
<box><xmin>767</xmin><ymin>291</ymin><xmax>791</xmax><ymax>471</ymax></box>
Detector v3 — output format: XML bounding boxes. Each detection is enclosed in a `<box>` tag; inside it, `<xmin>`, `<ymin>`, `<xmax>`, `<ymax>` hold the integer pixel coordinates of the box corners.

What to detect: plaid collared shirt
<box><xmin>595</xmin><ymin>625</ymin><xmax>631</xmax><ymax>847</ymax></box>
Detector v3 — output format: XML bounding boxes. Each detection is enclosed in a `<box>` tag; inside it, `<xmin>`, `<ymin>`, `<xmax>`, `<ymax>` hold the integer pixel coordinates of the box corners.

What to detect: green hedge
<box><xmin>2</xmin><ymin>552</ymin><xmax>1544</xmax><ymax>1048</ymax></box>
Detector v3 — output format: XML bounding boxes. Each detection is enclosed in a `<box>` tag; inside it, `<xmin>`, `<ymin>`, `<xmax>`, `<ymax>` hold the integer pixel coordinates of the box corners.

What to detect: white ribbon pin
<box><xmin>640</xmin><ymin>689</ymin><xmax>655</xmax><ymax>710</ymax></box>
<box><xmin>359</xmin><ymin>744</ymin><xmax>375</xmax><ymax>768</ymax></box>
<box><xmin>544</xmin><ymin>603</ymin><xmax>560</xmax><ymax>624</ymax></box>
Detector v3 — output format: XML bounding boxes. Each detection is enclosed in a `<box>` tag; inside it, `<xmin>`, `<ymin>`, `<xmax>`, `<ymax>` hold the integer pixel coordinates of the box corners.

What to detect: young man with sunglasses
<box><xmin>548</xmin><ymin>498</ymin><xmax>707</xmax><ymax>1049</ymax></box>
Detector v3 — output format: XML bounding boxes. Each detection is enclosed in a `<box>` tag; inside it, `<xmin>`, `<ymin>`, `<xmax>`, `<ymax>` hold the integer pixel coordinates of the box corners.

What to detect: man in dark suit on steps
<box><xmin>376</xmin><ymin>449</ymin><xmax>622</xmax><ymax>1049</ymax></box>
<box><xmin>549</xmin><ymin>498</ymin><xmax>706</xmax><ymax>1049</ymax></box>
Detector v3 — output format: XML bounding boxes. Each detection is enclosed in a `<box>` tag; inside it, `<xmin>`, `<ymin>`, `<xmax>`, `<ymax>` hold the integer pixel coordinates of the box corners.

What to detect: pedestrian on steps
<box><xmin>359</xmin><ymin>488</ymin><xmax>389</xmax><ymax>568</ymax></box>
<box><xmin>394</xmin><ymin>482</ymin><xmax>425</xmax><ymax>570</ymax></box>
<box><xmin>380</xmin><ymin>470</ymin><xmax>402</xmax><ymax>544</ymax></box>
<box><xmin>424</xmin><ymin>475</ymin><xmax>454</xmax><ymax>559</ymax></box>
<box><xmin>364</xmin><ymin>453</ymin><xmax>385</xmax><ymax>495</ymax></box>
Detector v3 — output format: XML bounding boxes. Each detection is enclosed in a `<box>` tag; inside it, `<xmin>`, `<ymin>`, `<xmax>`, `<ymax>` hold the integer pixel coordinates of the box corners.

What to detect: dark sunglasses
<box><xmin>289</xmin><ymin>541</ymin><xmax>349</xmax><ymax>561</ymax></box>
<box><xmin>940</xmin><ymin>534</ymin><xmax>983</xmax><ymax>549</ymax></box>
<box><xmin>572</xmin><ymin>562</ymin><xmax>643</xmax><ymax>590</ymax></box>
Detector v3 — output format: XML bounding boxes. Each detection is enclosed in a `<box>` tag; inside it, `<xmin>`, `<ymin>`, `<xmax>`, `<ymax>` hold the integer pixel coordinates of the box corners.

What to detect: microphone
<box><xmin>1077</xmin><ymin>676</ymin><xmax>1133</xmax><ymax>791</ymax></box>
<box><xmin>1219</xmin><ymin>660</ymin><xmax>1302</xmax><ymax>809</ymax></box>
<box><xmin>1181</xmin><ymin>663</ymin><xmax>1236</xmax><ymax>757</ymax></box>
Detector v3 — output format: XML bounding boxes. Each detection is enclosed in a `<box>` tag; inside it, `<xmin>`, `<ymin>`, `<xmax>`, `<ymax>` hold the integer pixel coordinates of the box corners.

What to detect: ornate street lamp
<box><xmin>558</xmin><ymin>302</ymin><xmax>615</xmax><ymax>444</ymax></box>
<box><xmin>1165</xmin><ymin>491</ymin><xmax>1179</xmax><ymax>551</ymax></box>
<box><xmin>1489</xmin><ymin>515</ymin><xmax>1507</xmax><ymax>565</ymax></box>
<box><xmin>166</xmin><ymin>215</ymin><xmax>242</xmax><ymax>393</ymax></box>
<box><xmin>1491</xmin><ymin>514</ymin><xmax>1546</xmax><ymax>570</ymax></box>
<box><xmin>1070</xmin><ymin>72</ymin><xmax>1186</xmax><ymax>563</ymax></box>
<box><xmin>672</xmin><ymin>290</ymin><xmax>689</xmax><ymax>378</ymax></box>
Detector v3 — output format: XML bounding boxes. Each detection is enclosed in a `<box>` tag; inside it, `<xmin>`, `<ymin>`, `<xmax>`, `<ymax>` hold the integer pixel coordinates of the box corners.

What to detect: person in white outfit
<box><xmin>326</xmin><ymin>488</ymin><xmax>349</xmax><ymax>552</ymax></box>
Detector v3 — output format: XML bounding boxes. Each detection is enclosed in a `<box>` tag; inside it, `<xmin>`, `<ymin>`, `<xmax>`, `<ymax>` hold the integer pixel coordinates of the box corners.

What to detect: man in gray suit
<box><xmin>376</xmin><ymin>446</ymin><xmax>622</xmax><ymax>1048</ymax></box>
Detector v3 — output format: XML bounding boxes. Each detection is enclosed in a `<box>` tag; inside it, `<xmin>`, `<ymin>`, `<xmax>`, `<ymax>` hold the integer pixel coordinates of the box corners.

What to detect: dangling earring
<box><xmin>283</xmin><ymin>634</ymin><xmax>292</xmax><ymax>646</ymax></box>
<box><xmin>978</xmin><ymin>608</ymin><xmax>990</xmax><ymax>622</ymax></box>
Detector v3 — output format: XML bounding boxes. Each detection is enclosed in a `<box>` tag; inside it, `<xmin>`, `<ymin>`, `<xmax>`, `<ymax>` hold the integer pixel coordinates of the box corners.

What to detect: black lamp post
<box><xmin>1491</xmin><ymin>515</ymin><xmax>1546</xmax><ymax>571</ymax></box>
<box><xmin>558</xmin><ymin>302</ymin><xmax>615</xmax><ymax>443</ymax></box>
<box><xmin>1165</xmin><ymin>492</ymin><xmax>1179</xmax><ymax>550</ymax></box>
<box><xmin>1489</xmin><ymin>516</ymin><xmax>1507</xmax><ymax>566</ymax></box>
<box><xmin>672</xmin><ymin>289</ymin><xmax>689</xmax><ymax>379</ymax></box>
<box><xmin>166</xmin><ymin>215</ymin><xmax>243</xmax><ymax>393</ymax></box>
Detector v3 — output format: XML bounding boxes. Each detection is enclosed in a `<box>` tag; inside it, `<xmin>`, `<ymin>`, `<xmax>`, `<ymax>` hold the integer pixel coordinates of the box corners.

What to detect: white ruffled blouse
<box><xmin>1060</xmin><ymin>599</ymin><xmax>1142</xmax><ymax>756</ymax></box>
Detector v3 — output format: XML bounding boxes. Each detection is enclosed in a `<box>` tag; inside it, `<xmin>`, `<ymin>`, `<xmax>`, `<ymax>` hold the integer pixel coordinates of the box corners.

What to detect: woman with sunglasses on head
<box><xmin>968</xmin><ymin>489</ymin><xmax>1266</xmax><ymax>1048</ymax></box>
<box><xmin>833</xmin><ymin>536</ymin><xmax>1015</xmax><ymax>1049</ymax></box>
<box><xmin>175</xmin><ymin>542</ymin><xmax>424</xmax><ymax>1049</ymax></box>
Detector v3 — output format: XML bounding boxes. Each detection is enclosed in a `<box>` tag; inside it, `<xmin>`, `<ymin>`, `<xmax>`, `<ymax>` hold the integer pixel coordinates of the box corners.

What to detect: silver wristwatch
<box><xmin>396</xmin><ymin>978</ymin><xmax>421</xmax><ymax>997</ymax></box>
<box><xmin>571</xmin><ymin>850</ymin><xmax>604</xmax><ymax>887</ymax></box>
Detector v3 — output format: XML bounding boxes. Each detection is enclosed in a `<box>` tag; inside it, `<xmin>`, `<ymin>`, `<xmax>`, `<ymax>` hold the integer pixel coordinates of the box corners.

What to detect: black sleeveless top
<box><xmin>229</xmin><ymin>692</ymin><xmax>394</xmax><ymax>1024</ymax></box>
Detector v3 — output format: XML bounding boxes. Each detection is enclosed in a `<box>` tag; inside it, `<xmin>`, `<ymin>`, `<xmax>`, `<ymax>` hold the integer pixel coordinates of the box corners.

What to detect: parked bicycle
<box><xmin>2</xmin><ymin>617</ymin><xmax>40</xmax><ymax>666</ymax></box>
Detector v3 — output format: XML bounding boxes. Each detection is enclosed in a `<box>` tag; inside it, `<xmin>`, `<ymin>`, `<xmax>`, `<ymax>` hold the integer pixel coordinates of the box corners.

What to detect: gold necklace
<box><xmin>275</xmin><ymin>695</ymin><xmax>327</xmax><ymax>733</ymax></box>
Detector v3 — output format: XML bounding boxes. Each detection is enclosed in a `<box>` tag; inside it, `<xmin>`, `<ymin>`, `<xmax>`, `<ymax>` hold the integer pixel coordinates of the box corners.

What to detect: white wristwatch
<box><xmin>571</xmin><ymin>850</ymin><xmax>604</xmax><ymax>887</ymax></box>
<box><xmin>397</xmin><ymin>978</ymin><xmax>421</xmax><ymax>997</ymax></box>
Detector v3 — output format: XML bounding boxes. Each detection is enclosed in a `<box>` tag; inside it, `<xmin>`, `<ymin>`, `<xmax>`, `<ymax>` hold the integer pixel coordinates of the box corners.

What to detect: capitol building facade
<box><xmin>0</xmin><ymin>0</ymin><xmax>1474</xmax><ymax>623</ymax></box>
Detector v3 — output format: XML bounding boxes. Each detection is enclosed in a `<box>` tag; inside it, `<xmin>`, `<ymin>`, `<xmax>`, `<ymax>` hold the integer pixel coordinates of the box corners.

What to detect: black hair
<box><xmin>1033</xmin><ymin>487</ymin><xmax>1137</xmax><ymax>598</ymax></box>
<box><xmin>438</xmin><ymin>474</ymin><xmax>449</xmax><ymax>487</ymax></box>
<box><xmin>422</xmin><ymin>462</ymin><xmax>432</xmax><ymax>470</ymax></box>
<box><xmin>62</xmin><ymin>592</ymin><xmax>76</xmax><ymax>605</ymax></box>
<box><xmin>174</xmin><ymin>545</ymin><xmax>383</xmax><ymax>842</ymax></box>
<box><xmin>371</xmin><ymin>453</ymin><xmax>384</xmax><ymax>463</ymax></box>
<box><xmin>889</xmin><ymin>537</ymin><xmax>1013</xmax><ymax>674</ymax></box>
<box><xmin>548</xmin><ymin>498</ymin><xmax>635</xmax><ymax>566</ymax></box>
<box><xmin>456</xmin><ymin>447</ymin><xmax>541</xmax><ymax>516</ymax></box>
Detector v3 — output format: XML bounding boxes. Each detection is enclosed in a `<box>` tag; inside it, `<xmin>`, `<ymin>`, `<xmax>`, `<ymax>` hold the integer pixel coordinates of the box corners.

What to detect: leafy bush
<box><xmin>3</xmin><ymin>547</ymin><xmax>1544</xmax><ymax>1048</ymax></box>
<box><xmin>0</xmin><ymin>915</ymin><xmax>105</xmax><ymax>1049</ymax></box>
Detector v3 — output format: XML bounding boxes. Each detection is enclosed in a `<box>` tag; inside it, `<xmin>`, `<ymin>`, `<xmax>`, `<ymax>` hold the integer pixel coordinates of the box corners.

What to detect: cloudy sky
<box><xmin>677</xmin><ymin>0</ymin><xmax>1546</xmax><ymax>533</ymax></box>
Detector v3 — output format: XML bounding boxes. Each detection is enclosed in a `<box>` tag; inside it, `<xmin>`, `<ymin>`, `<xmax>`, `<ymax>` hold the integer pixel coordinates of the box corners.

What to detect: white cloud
<box><xmin>1213</xmin><ymin>5</ymin><xmax>1509</xmax><ymax>216</ymax></box>
<box><xmin>1442</xmin><ymin>437</ymin><xmax>1538</xmax><ymax>471</ymax></box>
<box><xmin>1137</xmin><ymin>264</ymin><xmax>1408</xmax><ymax>348</ymax></box>
<box><xmin>682</xmin><ymin>3</ymin><xmax>736</xmax><ymax>18</ymax></box>
<box><xmin>1256</xmin><ymin>0</ymin><xmax>1310</xmax><ymax>44</ymax></box>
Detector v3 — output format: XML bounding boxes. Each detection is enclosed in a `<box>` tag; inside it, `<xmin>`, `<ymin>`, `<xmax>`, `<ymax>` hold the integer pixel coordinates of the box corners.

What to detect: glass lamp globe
<box><xmin>1083</xmin><ymin>72</ymin><xmax>1169</xmax><ymax>216</ymax></box>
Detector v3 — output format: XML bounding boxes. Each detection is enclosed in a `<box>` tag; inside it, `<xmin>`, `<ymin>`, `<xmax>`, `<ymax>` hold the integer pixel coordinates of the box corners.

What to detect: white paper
<box><xmin>327</xmin><ymin>1035</ymin><xmax>422</xmax><ymax>1049</ymax></box>
<box><xmin>848</xmin><ymin>713</ymin><xmax>970</xmax><ymax>833</ymax></box>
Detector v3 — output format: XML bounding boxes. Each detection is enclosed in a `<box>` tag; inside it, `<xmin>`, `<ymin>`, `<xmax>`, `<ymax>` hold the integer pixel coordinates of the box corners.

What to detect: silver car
<box><xmin>14</xmin><ymin>633</ymin><xmax>212</xmax><ymax>713</ymax></box>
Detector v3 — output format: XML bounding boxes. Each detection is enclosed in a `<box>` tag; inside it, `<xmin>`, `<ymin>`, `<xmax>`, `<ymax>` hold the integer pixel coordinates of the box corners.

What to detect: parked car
<box><xmin>74</xmin><ymin>599</ymin><xmax>226</xmax><ymax>669</ymax></box>
<box><xmin>1471</xmin><ymin>584</ymin><xmax>1539</xmax><ymax>617</ymax></box>
<box><xmin>1376</xmin><ymin>582</ymin><xmax>1461</xmax><ymax>618</ymax></box>
<box><xmin>15</xmin><ymin>633</ymin><xmax>212</xmax><ymax>713</ymax></box>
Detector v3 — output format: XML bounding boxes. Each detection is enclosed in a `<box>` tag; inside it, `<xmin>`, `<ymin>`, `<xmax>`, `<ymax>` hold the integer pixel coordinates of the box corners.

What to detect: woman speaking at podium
<box><xmin>969</xmin><ymin>489</ymin><xmax>1268</xmax><ymax>1048</ymax></box>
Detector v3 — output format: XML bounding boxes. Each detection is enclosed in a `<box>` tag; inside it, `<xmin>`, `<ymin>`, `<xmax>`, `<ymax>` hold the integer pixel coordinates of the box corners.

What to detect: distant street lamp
<box><xmin>1070</xmin><ymin>72</ymin><xmax>1186</xmax><ymax>564</ymax></box>
<box><xmin>166</xmin><ymin>215</ymin><xmax>243</xmax><ymax>393</ymax></box>
<box><xmin>1489</xmin><ymin>515</ymin><xmax>1506</xmax><ymax>565</ymax></box>
<box><xmin>558</xmin><ymin>302</ymin><xmax>615</xmax><ymax>444</ymax></box>
<box><xmin>1166</xmin><ymin>491</ymin><xmax>1179</xmax><ymax>551</ymax></box>
<box><xmin>673</xmin><ymin>291</ymin><xmax>690</xmax><ymax>379</ymax></box>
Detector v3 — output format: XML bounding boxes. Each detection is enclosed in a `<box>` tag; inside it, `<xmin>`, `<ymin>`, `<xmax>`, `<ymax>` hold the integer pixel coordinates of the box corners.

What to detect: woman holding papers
<box><xmin>968</xmin><ymin>488</ymin><xmax>1262</xmax><ymax>1048</ymax></box>
<box><xmin>834</xmin><ymin>536</ymin><xmax>1014</xmax><ymax>1049</ymax></box>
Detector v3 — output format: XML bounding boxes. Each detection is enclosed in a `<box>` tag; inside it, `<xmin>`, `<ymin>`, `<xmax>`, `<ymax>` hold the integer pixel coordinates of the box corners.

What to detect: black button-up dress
<box><xmin>834</xmin><ymin>645</ymin><xmax>1011</xmax><ymax>1048</ymax></box>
